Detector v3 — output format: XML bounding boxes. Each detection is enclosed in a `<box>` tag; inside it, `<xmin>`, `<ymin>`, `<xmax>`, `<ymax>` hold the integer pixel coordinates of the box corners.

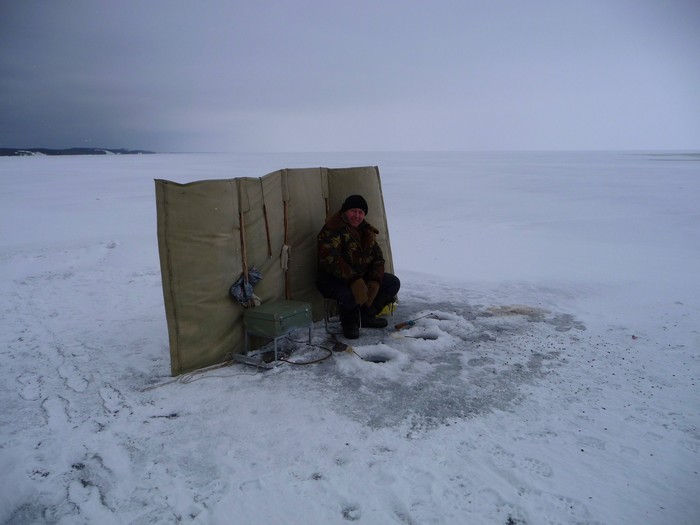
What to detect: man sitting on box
<box><xmin>316</xmin><ymin>194</ymin><xmax>401</xmax><ymax>339</ymax></box>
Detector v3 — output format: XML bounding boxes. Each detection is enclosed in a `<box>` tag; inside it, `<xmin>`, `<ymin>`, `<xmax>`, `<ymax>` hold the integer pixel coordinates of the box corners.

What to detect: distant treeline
<box><xmin>0</xmin><ymin>148</ymin><xmax>155</xmax><ymax>157</ymax></box>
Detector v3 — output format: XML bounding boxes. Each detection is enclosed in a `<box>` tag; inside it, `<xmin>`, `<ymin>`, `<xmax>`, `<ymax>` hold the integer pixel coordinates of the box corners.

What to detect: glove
<box><xmin>350</xmin><ymin>278</ymin><xmax>368</xmax><ymax>306</ymax></box>
<box><xmin>365</xmin><ymin>280</ymin><xmax>380</xmax><ymax>307</ymax></box>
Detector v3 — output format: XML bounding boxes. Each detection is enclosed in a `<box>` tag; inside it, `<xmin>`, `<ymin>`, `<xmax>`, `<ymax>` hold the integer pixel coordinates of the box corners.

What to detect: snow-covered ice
<box><xmin>1</xmin><ymin>151</ymin><xmax>698</xmax><ymax>524</ymax></box>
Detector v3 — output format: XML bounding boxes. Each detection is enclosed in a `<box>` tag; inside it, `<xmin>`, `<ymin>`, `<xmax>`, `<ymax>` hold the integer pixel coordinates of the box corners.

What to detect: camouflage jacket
<box><xmin>317</xmin><ymin>211</ymin><xmax>385</xmax><ymax>285</ymax></box>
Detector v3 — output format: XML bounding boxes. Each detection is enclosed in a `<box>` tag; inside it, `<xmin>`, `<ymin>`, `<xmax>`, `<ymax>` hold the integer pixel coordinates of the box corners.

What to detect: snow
<box><xmin>1</xmin><ymin>151</ymin><xmax>699</xmax><ymax>524</ymax></box>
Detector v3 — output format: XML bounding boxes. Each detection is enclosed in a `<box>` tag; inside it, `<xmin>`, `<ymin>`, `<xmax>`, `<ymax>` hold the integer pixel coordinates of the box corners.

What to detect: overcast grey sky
<box><xmin>1</xmin><ymin>0</ymin><xmax>698</xmax><ymax>152</ymax></box>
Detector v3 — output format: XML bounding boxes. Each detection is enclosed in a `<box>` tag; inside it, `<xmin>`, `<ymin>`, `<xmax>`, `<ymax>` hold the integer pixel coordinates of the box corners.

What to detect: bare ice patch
<box><xmin>287</xmin><ymin>303</ymin><xmax>584</xmax><ymax>432</ymax></box>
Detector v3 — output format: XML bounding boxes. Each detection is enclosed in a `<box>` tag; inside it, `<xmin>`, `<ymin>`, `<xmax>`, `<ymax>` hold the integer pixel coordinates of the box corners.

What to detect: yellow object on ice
<box><xmin>378</xmin><ymin>302</ymin><xmax>397</xmax><ymax>317</ymax></box>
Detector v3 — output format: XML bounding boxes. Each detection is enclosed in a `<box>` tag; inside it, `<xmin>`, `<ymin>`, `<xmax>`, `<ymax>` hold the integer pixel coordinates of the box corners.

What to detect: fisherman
<box><xmin>316</xmin><ymin>194</ymin><xmax>400</xmax><ymax>339</ymax></box>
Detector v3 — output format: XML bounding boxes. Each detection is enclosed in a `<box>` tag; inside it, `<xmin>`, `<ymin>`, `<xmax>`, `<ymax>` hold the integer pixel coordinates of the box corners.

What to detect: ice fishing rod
<box><xmin>394</xmin><ymin>313</ymin><xmax>433</xmax><ymax>330</ymax></box>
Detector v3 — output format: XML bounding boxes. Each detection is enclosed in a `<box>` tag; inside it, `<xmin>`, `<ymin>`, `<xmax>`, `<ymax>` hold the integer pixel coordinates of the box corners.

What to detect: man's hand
<box><xmin>365</xmin><ymin>280</ymin><xmax>380</xmax><ymax>307</ymax></box>
<box><xmin>350</xmin><ymin>279</ymin><xmax>368</xmax><ymax>305</ymax></box>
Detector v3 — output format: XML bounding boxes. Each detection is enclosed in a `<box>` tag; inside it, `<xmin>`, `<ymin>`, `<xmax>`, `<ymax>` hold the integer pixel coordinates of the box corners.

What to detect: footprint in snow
<box><xmin>576</xmin><ymin>434</ymin><xmax>607</xmax><ymax>451</ymax></box>
<box><xmin>488</xmin><ymin>444</ymin><xmax>517</xmax><ymax>471</ymax></box>
<box><xmin>42</xmin><ymin>395</ymin><xmax>71</xmax><ymax>429</ymax></box>
<box><xmin>488</xmin><ymin>446</ymin><xmax>554</xmax><ymax>479</ymax></box>
<box><xmin>342</xmin><ymin>505</ymin><xmax>361</xmax><ymax>521</ymax></box>
<box><xmin>17</xmin><ymin>372</ymin><xmax>42</xmax><ymax>401</ymax></box>
<box><xmin>547</xmin><ymin>313</ymin><xmax>586</xmax><ymax>332</ymax></box>
<box><xmin>99</xmin><ymin>384</ymin><xmax>130</xmax><ymax>415</ymax></box>
<box><xmin>467</xmin><ymin>356</ymin><xmax>497</xmax><ymax>367</ymax></box>
<box><xmin>522</xmin><ymin>457</ymin><xmax>554</xmax><ymax>478</ymax></box>
<box><xmin>58</xmin><ymin>363</ymin><xmax>89</xmax><ymax>392</ymax></box>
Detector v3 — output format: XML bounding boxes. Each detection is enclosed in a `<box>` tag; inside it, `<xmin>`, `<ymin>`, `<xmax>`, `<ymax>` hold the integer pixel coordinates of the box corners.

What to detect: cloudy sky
<box><xmin>1</xmin><ymin>0</ymin><xmax>698</xmax><ymax>152</ymax></box>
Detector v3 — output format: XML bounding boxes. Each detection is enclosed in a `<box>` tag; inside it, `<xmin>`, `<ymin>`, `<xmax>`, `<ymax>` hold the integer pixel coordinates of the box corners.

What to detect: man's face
<box><xmin>344</xmin><ymin>208</ymin><xmax>365</xmax><ymax>228</ymax></box>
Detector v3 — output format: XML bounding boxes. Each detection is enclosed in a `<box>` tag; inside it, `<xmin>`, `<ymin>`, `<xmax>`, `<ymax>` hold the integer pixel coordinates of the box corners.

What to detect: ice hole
<box><xmin>363</xmin><ymin>352</ymin><xmax>391</xmax><ymax>363</ymax></box>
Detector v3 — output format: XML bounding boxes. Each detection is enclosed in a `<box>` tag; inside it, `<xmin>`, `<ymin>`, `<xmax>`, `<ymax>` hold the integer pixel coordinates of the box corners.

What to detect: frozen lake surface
<box><xmin>1</xmin><ymin>151</ymin><xmax>698</xmax><ymax>524</ymax></box>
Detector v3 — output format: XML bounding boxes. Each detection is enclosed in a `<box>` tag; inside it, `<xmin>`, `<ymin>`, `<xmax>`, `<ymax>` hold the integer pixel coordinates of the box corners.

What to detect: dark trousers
<box><xmin>316</xmin><ymin>272</ymin><xmax>401</xmax><ymax>315</ymax></box>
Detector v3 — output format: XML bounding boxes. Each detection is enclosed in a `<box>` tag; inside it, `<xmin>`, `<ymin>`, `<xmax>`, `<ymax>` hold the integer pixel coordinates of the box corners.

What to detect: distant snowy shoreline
<box><xmin>0</xmin><ymin>147</ymin><xmax>154</xmax><ymax>157</ymax></box>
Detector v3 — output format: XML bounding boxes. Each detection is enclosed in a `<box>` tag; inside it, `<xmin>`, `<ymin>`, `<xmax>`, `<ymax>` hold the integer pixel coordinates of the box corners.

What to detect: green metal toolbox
<box><xmin>243</xmin><ymin>300</ymin><xmax>313</xmax><ymax>361</ymax></box>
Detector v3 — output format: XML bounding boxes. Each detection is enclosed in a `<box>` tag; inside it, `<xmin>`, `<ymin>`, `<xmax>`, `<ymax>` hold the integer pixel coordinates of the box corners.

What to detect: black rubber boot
<box><xmin>340</xmin><ymin>307</ymin><xmax>360</xmax><ymax>339</ymax></box>
<box><xmin>360</xmin><ymin>306</ymin><xmax>388</xmax><ymax>328</ymax></box>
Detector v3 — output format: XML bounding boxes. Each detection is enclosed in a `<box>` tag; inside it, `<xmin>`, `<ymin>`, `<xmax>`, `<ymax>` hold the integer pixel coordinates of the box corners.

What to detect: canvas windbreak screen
<box><xmin>156</xmin><ymin>166</ymin><xmax>394</xmax><ymax>376</ymax></box>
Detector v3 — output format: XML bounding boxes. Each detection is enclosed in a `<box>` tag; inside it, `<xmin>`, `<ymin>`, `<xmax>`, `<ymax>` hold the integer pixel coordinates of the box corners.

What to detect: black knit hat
<box><xmin>341</xmin><ymin>194</ymin><xmax>368</xmax><ymax>214</ymax></box>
